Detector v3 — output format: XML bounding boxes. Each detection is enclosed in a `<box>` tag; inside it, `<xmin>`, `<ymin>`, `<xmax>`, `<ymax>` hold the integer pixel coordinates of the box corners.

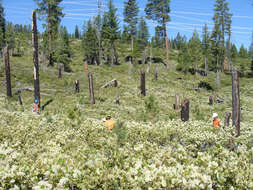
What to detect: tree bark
<box><xmin>131</xmin><ymin>35</ymin><xmax>134</xmax><ymax>53</ymax></box>
<box><xmin>163</xmin><ymin>22</ymin><xmax>169</xmax><ymax>69</ymax></box>
<box><xmin>228</xmin><ymin>34</ymin><xmax>231</xmax><ymax>72</ymax></box>
<box><xmin>181</xmin><ymin>98</ymin><xmax>190</xmax><ymax>122</ymax></box>
<box><xmin>58</xmin><ymin>65</ymin><xmax>62</xmax><ymax>79</ymax></box>
<box><xmin>75</xmin><ymin>80</ymin><xmax>80</xmax><ymax>93</ymax></box>
<box><xmin>232</xmin><ymin>68</ymin><xmax>240</xmax><ymax>137</ymax></box>
<box><xmin>204</xmin><ymin>56</ymin><xmax>209</xmax><ymax>76</ymax></box>
<box><xmin>88</xmin><ymin>73</ymin><xmax>95</xmax><ymax>104</ymax></box>
<box><xmin>216</xmin><ymin>70</ymin><xmax>220</xmax><ymax>90</ymax></box>
<box><xmin>32</xmin><ymin>10</ymin><xmax>40</xmax><ymax>107</ymax></box>
<box><xmin>224</xmin><ymin>112</ymin><xmax>231</xmax><ymax>127</ymax></box>
<box><xmin>18</xmin><ymin>95</ymin><xmax>23</xmax><ymax>105</ymax></box>
<box><xmin>174</xmin><ymin>94</ymin><xmax>180</xmax><ymax>110</ymax></box>
<box><xmin>140</xmin><ymin>69</ymin><xmax>145</xmax><ymax>96</ymax></box>
<box><xmin>48</xmin><ymin>4</ymin><xmax>53</xmax><ymax>67</ymax></box>
<box><xmin>110</xmin><ymin>42</ymin><xmax>114</xmax><ymax>66</ymax></box>
<box><xmin>116</xmin><ymin>95</ymin><xmax>120</xmax><ymax>105</ymax></box>
<box><xmin>209</xmin><ymin>96</ymin><xmax>213</xmax><ymax>105</ymax></box>
<box><xmin>3</xmin><ymin>45</ymin><xmax>12</xmax><ymax>97</ymax></box>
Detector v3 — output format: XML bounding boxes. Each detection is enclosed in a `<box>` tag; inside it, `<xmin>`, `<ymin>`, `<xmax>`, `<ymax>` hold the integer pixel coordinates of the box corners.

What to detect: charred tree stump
<box><xmin>232</xmin><ymin>68</ymin><xmax>240</xmax><ymax>137</ymax></box>
<box><xmin>224</xmin><ymin>112</ymin><xmax>231</xmax><ymax>127</ymax></box>
<box><xmin>154</xmin><ymin>67</ymin><xmax>158</xmax><ymax>80</ymax></box>
<box><xmin>209</xmin><ymin>96</ymin><xmax>213</xmax><ymax>105</ymax></box>
<box><xmin>3</xmin><ymin>45</ymin><xmax>12</xmax><ymax>97</ymax></box>
<box><xmin>88</xmin><ymin>73</ymin><xmax>95</xmax><ymax>104</ymax></box>
<box><xmin>32</xmin><ymin>10</ymin><xmax>40</xmax><ymax>107</ymax></box>
<box><xmin>181</xmin><ymin>99</ymin><xmax>190</xmax><ymax>122</ymax></box>
<box><xmin>75</xmin><ymin>80</ymin><xmax>80</xmax><ymax>93</ymax></box>
<box><xmin>174</xmin><ymin>94</ymin><xmax>180</xmax><ymax>110</ymax></box>
<box><xmin>58</xmin><ymin>65</ymin><xmax>62</xmax><ymax>79</ymax></box>
<box><xmin>116</xmin><ymin>95</ymin><xmax>120</xmax><ymax>105</ymax></box>
<box><xmin>114</xmin><ymin>79</ymin><xmax>118</xmax><ymax>87</ymax></box>
<box><xmin>140</xmin><ymin>69</ymin><xmax>146</xmax><ymax>96</ymax></box>
<box><xmin>18</xmin><ymin>95</ymin><xmax>23</xmax><ymax>105</ymax></box>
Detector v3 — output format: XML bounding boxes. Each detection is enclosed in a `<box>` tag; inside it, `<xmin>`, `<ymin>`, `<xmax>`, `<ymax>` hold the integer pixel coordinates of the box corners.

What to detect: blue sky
<box><xmin>3</xmin><ymin>0</ymin><xmax>253</xmax><ymax>49</ymax></box>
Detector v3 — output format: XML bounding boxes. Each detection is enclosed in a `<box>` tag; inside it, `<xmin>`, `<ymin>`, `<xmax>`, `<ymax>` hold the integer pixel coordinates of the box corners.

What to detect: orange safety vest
<box><xmin>33</xmin><ymin>103</ymin><xmax>39</xmax><ymax>112</ymax></box>
<box><xmin>105</xmin><ymin>119</ymin><xmax>114</xmax><ymax>130</ymax></box>
<box><xmin>213</xmin><ymin>119</ymin><xmax>220</xmax><ymax>128</ymax></box>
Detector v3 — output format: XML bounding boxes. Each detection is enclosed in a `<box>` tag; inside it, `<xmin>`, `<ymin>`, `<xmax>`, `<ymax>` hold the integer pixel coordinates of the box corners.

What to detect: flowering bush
<box><xmin>0</xmin><ymin>98</ymin><xmax>253</xmax><ymax>189</ymax></box>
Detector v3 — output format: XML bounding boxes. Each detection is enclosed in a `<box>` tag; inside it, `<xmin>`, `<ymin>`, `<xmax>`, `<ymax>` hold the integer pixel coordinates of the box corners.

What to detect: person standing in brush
<box><xmin>103</xmin><ymin>116</ymin><xmax>114</xmax><ymax>130</ymax></box>
<box><xmin>212</xmin><ymin>113</ymin><xmax>221</xmax><ymax>128</ymax></box>
<box><xmin>32</xmin><ymin>99</ymin><xmax>39</xmax><ymax>114</ymax></box>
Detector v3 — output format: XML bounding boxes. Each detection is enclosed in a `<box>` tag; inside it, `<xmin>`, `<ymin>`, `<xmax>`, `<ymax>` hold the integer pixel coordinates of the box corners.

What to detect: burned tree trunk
<box><xmin>3</xmin><ymin>46</ymin><xmax>12</xmax><ymax>97</ymax></box>
<box><xmin>204</xmin><ymin>57</ymin><xmax>209</xmax><ymax>76</ymax></box>
<box><xmin>216</xmin><ymin>71</ymin><xmax>220</xmax><ymax>90</ymax></box>
<box><xmin>224</xmin><ymin>112</ymin><xmax>231</xmax><ymax>127</ymax></box>
<box><xmin>140</xmin><ymin>69</ymin><xmax>146</xmax><ymax>96</ymax></box>
<box><xmin>32</xmin><ymin>10</ymin><xmax>40</xmax><ymax>107</ymax></box>
<box><xmin>18</xmin><ymin>95</ymin><xmax>23</xmax><ymax>105</ymax></box>
<box><xmin>181</xmin><ymin>99</ymin><xmax>189</xmax><ymax>122</ymax></box>
<box><xmin>154</xmin><ymin>67</ymin><xmax>158</xmax><ymax>80</ymax></box>
<box><xmin>209</xmin><ymin>96</ymin><xmax>213</xmax><ymax>105</ymax></box>
<box><xmin>232</xmin><ymin>68</ymin><xmax>240</xmax><ymax>137</ymax></box>
<box><xmin>116</xmin><ymin>95</ymin><xmax>120</xmax><ymax>105</ymax></box>
<box><xmin>174</xmin><ymin>94</ymin><xmax>180</xmax><ymax>110</ymax></box>
<box><xmin>75</xmin><ymin>80</ymin><xmax>80</xmax><ymax>93</ymax></box>
<box><xmin>58</xmin><ymin>64</ymin><xmax>62</xmax><ymax>79</ymax></box>
<box><xmin>88</xmin><ymin>73</ymin><xmax>95</xmax><ymax>104</ymax></box>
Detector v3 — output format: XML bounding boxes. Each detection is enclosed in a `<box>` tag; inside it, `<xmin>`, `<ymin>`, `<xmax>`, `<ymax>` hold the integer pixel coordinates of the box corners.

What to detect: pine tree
<box><xmin>188</xmin><ymin>30</ymin><xmax>202</xmax><ymax>72</ymax></box>
<box><xmin>202</xmin><ymin>24</ymin><xmax>210</xmax><ymax>74</ymax></box>
<box><xmin>56</xmin><ymin>26</ymin><xmax>71</xmax><ymax>72</ymax></box>
<box><xmin>153</xmin><ymin>26</ymin><xmax>164</xmax><ymax>48</ymax></box>
<box><xmin>121</xmin><ymin>25</ymin><xmax>131</xmax><ymax>43</ymax></box>
<box><xmin>231</xmin><ymin>44</ymin><xmax>238</xmax><ymax>61</ymax></box>
<box><xmin>239</xmin><ymin>44</ymin><xmax>248</xmax><ymax>58</ymax></box>
<box><xmin>6</xmin><ymin>22</ymin><xmax>16</xmax><ymax>55</ymax></box>
<box><xmin>0</xmin><ymin>0</ymin><xmax>5</xmax><ymax>51</ymax></box>
<box><xmin>83</xmin><ymin>20</ymin><xmax>99</xmax><ymax>65</ymax></box>
<box><xmin>123</xmin><ymin>0</ymin><xmax>139</xmax><ymax>53</ymax></box>
<box><xmin>212</xmin><ymin>0</ymin><xmax>232</xmax><ymax>72</ymax></box>
<box><xmin>137</xmin><ymin>16</ymin><xmax>149</xmax><ymax>64</ymax></box>
<box><xmin>34</xmin><ymin>0</ymin><xmax>64</xmax><ymax>67</ymax></box>
<box><xmin>145</xmin><ymin>0</ymin><xmax>171</xmax><ymax>68</ymax></box>
<box><xmin>249</xmin><ymin>31</ymin><xmax>253</xmax><ymax>60</ymax></box>
<box><xmin>177</xmin><ymin>43</ymin><xmax>190</xmax><ymax>73</ymax></box>
<box><xmin>102</xmin><ymin>0</ymin><xmax>120</xmax><ymax>65</ymax></box>
<box><xmin>74</xmin><ymin>25</ymin><xmax>79</xmax><ymax>39</ymax></box>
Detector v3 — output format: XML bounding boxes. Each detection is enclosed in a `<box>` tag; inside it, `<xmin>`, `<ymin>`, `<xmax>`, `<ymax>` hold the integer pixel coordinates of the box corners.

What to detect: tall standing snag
<box><xmin>224</xmin><ymin>112</ymin><xmax>231</xmax><ymax>127</ymax></box>
<box><xmin>232</xmin><ymin>68</ymin><xmax>240</xmax><ymax>137</ymax></box>
<box><xmin>174</xmin><ymin>94</ymin><xmax>180</xmax><ymax>110</ymax></box>
<box><xmin>181</xmin><ymin>99</ymin><xmax>190</xmax><ymax>122</ymax></box>
<box><xmin>140</xmin><ymin>69</ymin><xmax>146</xmax><ymax>96</ymax></box>
<box><xmin>88</xmin><ymin>73</ymin><xmax>95</xmax><ymax>104</ymax></box>
<box><xmin>3</xmin><ymin>45</ymin><xmax>12</xmax><ymax>97</ymax></box>
<box><xmin>32</xmin><ymin>10</ymin><xmax>40</xmax><ymax>106</ymax></box>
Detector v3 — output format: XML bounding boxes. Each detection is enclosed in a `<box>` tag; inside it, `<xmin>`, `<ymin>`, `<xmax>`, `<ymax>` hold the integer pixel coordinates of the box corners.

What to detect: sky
<box><xmin>3</xmin><ymin>0</ymin><xmax>253</xmax><ymax>49</ymax></box>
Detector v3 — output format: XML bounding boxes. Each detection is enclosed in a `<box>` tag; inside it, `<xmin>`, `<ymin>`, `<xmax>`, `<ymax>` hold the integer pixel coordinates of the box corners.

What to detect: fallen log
<box><xmin>101</xmin><ymin>79</ymin><xmax>117</xmax><ymax>88</ymax></box>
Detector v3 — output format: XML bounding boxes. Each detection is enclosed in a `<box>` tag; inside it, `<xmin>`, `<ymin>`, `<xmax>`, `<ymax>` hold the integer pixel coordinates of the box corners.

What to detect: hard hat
<box><xmin>102</xmin><ymin>118</ymin><xmax>106</xmax><ymax>122</ymax></box>
<box><xmin>34</xmin><ymin>99</ymin><xmax>38</xmax><ymax>103</ymax></box>
<box><xmin>212</xmin><ymin>113</ymin><xmax>218</xmax><ymax>119</ymax></box>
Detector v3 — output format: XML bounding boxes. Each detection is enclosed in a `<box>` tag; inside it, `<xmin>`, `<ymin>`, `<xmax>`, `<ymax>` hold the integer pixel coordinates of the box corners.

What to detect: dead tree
<box><xmin>154</xmin><ymin>67</ymin><xmax>158</xmax><ymax>80</ymax></box>
<box><xmin>174</xmin><ymin>94</ymin><xmax>180</xmax><ymax>110</ymax></box>
<box><xmin>140</xmin><ymin>69</ymin><xmax>146</xmax><ymax>96</ymax></box>
<box><xmin>18</xmin><ymin>95</ymin><xmax>23</xmax><ymax>105</ymax></box>
<box><xmin>204</xmin><ymin>57</ymin><xmax>209</xmax><ymax>76</ymax></box>
<box><xmin>75</xmin><ymin>80</ymin><xmax>80</xmax><ymax>93</ymax></box>
<box><xmin>224</xmin><ymin>112</ymin><xmax>231</xmax><ymax>127</ymax></box>
<box><xmin>101</xmin><ymin>79</ymin><xmax>117</xmax><ymax>88</ymax></box>
<box><xmin>116</xmin><ymin>95</ymin><xmax>120</xmax><ymax>105</ymax></box>
<box><xmin>88</xmin><ymin>73</ymin><xmax>95</xmax><ymax>104</ymax></box>
<box><xmin>232</xmin><ymin>68</ymin><xmax>240</xmax><ymax>137</ymax></box>
<box><xmin>209</xmin><ymin>96</ymin><xmax>213</xmax><ymax>105</ymax></box>
<box><xmin>58</xmin><ymin>64</ymin><xmax>62</xmax><ymax>79</ymax></box>
<box><xmin>3</xmin><ymin>45</ymin><xmax>12</xmax><ymax>97</ymax></box>
<box><xmin>181</xmin><ymin>99</ymin><xmax>190</xmax><ymax>122</ymax></box>
<box><xmin>216</xmin><ymin>71</ymin><xmax>220</xmax><ymax>90</ymax></box>
<box><xmin>32</xmin><ymin>10</ymin><xmax>40</xmax><ymax>106</ymax></box>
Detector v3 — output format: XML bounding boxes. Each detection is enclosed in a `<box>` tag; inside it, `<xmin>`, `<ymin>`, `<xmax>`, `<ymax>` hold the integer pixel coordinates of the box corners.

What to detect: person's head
<box><xmin>212</xmin><ymin>113</ymin><xmax>218</xmax><ymax>120</ymax></box>
<box><xmin>34</xmin><ymin>99</ymin><xmax>38</xmax><ymax>103</ymax></box>
<box><xmin>106</xmin><ymin>116</ymin><xmax>111</xmax><ymax>120</ymax></box>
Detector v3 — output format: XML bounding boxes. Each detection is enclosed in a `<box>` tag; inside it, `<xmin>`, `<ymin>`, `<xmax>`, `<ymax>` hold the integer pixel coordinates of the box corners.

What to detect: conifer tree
<box><xmin>123</xmin><ymin>0</ymin><xmax>139</xmax><ymax>53</ymax></box>
<box><xmin>102</xmin><ymin>0</ymin><xmax>119</xmax><ymax>65</ymax></box>
<box><xmin>188</xmin><ymin>30</ymin><xmax>202</xmax><ymax>72</ymax></box>
<box><xmin>145</xmin><ymin>0</ymin><xmax>171</xmax><ymax>68</ymax></box>
<box><xmin>74</xmin><ymin>25</ymin><xmax>80</xmax><ymax>39</ymax></box>
<box><xmin>202</xmin><ymin>24</ymin><xmax>210</xmax><ymax>73</ymax></box>
<box><xmin>0</xmin><ymin>0</ymin><xmax>5</xmax><ymax>51</ymax></box>
<box><xmin>34</xmin><ymin>0</ymin><xmax>64</xmax><ymax>67</ymax></box>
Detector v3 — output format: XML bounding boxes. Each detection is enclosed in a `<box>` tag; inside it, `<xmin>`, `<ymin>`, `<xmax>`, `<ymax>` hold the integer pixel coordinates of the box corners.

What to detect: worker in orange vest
<box><xmin>212</xmin><ymin>113</ymin><xmax>221</xmax><ymax>128</ymax></box>
<box><xmin>103</xmin><ymin>116</ymin><xmax>114</xmax><ymax>130</ymax></box>
<box><xmin>32</xmin><ymin>99</ymin><xmax>39</xmax><ymax>114</ymax></box>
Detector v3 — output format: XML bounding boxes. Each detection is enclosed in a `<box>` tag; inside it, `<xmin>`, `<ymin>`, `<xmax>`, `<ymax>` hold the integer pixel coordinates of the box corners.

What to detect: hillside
<box><xmin>0</xmin><ymin>40</ymin><xmax>253</xmax><ymax>189</ymax></box>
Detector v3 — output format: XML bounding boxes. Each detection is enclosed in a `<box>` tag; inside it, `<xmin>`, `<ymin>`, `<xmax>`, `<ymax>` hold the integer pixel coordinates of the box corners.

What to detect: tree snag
<box><xmin>140</xmin><ymin>69</ymin><xmax>146</xmax><ymax>96</ymax></box>
<box><xmin>224</xmin><ymin>112</ymin><xmax>231</xmax><ymax>127</ymax></box>
<box><xmin>88</xmin><ymin>73</ymin><xmax>95</xmax><ymax>104</ymax></box>
<box><xmin>181</xmin><ymin>98</ymin><xmax>190</xmax><ymax>122</ymax></box>
<box><xmin>32</xmin><ymin>10</ymin><xmax>40</xmax><ymax>106</ymax></box>
<box><xmin>3</xmin><ymin>45</ymin><xmax>12</xmax><ymax>97</ymax></box>
<box><xmin>174</xmin><ymin>94</ymin><xmax>180</xmax><ymax>110</ymax></box>
<box><xmin>232</xmin><ymin>68</ymin><xmax>240</xmax><ymax>137</ymax></box>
